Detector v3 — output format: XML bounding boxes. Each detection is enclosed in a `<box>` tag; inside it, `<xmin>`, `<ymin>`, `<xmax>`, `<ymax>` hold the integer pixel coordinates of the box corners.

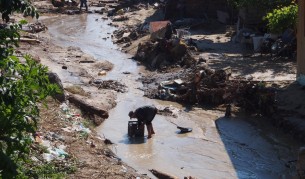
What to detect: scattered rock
<box><xmin>104</xmin><ymin>138</ymin><xmax>114</xmax><ymax>145</ymax></box>
<box><xmin>93</xmin><ymin>79</ymin><xmax>127</xmax><ymax>93</ymax></box>
<box><xmin>98</xmin><ymin>70</ymin><xmax>107</xmax><ymax>76</ymax></box>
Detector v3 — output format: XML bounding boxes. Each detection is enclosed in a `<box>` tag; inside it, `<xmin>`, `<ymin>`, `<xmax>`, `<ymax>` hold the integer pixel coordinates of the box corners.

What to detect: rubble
<box><xmin>22</xmin><ymin>22</ymin><xmax>48</xmax><ymax>33</ymax></box>
<box><xmin>134</xmin><ymin>38</ymin><xmax>195</xmax><ymax>70</ymax></box>
<box><xmin>149</xmin><ymin>21</ymin><xmax>172</xmax><ymax>40</ymax></box>
<box><xmin>92</xmin><ymin>79</ymin><xmax>127</xmax><ymax>93</ymax></box>
<box><xmin>113</xmin><ymin>24</ymin><xmax>148</xmax><ymax>45</ymax></box>
<box><xmin>141</xmin><ymin>61</ymin><xmax>277</xmax><ymax>116</ymax></box>
<box><xmin>113</xmin><ymin>15</ymin><xmax>129</xmax><ymax>22</ymax></box>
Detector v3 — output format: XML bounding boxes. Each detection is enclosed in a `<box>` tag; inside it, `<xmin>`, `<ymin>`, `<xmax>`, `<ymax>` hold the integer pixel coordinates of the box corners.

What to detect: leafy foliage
<box><xmin>0</xmin><ymin>47</ymin><xmax>60</xmax><ymax>179</ymax></box>
<box><xmin>264</xmin><ymin>3</ymin><xmax>298</xmax><ymax>34</ymax></box>
<box><xmin>0</xmin><ymin>0</ymin><xmax>39</xmax><ymax>22</ymax></box>
<box><xmin>0</xmin><ymin>1</ymin><xmax>60</xmax><ymax>178</ymax></box>
<box><xmin>0</xmin><ymin>23</ymin><xmax>21</xmax><ymax>58</ymax></box>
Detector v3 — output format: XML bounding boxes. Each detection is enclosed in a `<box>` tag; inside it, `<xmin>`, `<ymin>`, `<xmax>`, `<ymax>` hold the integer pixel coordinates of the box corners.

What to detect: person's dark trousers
<box><xmin>80</xmin><ymin>0</ymin><xmax>88</xmax><ymax>11</ymax></box>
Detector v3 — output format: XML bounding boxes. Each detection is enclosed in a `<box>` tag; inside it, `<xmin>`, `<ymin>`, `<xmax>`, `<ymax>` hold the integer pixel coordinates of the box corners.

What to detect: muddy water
<box><xmin>46</xmin><ymin>14</ymin><xmax>300</xmax><ymax>179</ymax></box>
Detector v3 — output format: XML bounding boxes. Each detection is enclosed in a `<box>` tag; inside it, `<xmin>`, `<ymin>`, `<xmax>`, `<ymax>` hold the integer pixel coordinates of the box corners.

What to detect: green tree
<box><xmin>0</xmin><ymin>0</ymin><xmax>39</xmax><ymax>22</ymax></box>
<box><xmin>264</xmin><ymin>3</ymin><xmax>298</xmax><ymax>34</ymax></box>
<box><xmin>0</xmin><ymin>1</ymin><xmax>59</xmax><ymax>178</ymax></box>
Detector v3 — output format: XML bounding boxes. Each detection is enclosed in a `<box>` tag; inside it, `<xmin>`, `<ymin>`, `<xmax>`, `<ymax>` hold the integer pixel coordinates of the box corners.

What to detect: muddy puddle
<box><xmin>46</xmin><ymin>14</ymin><xmax>300</xmax><ymax>179</ymax></box>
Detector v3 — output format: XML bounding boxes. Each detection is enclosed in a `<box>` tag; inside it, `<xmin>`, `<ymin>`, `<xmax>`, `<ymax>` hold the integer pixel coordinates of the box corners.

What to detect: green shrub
<box><xmin>0</xmin><ymin>1</ymin><xmax>59</xmax><ymax>177</ymax></box>
<box><xmin>0</xmin><ymin>54</ymin><xmax>60</xmax><ymax>178</ymax></box>
<box><xmin>264</xmin><ymin>4</ymin><xmax>298</xmax><ymax>34</ymax></box>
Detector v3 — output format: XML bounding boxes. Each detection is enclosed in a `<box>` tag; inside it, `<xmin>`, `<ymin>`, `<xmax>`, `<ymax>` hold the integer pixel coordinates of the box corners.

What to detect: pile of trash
<box><xmin>31</xmin><ymin>102</ymin><xmax>92</xmax><ymax>165</ymax></box>
<box><xmin>113</xmin><ymin>24</ymin><xmax>148</xmax><ymax>45</ymax></box>
<box><xmin>153</xmin><ymin>63</ymin><xmax>277</xmax><ymax>116</ymax></box>
<box><xmin>92</xmin><ymin>79</ymin><xmax>127</xmax><ymax>93</ymax></box>
<box><xmin>135</xmin><ymin>38</ymin><xmax>195</xmax><ymax>70</ymax></box>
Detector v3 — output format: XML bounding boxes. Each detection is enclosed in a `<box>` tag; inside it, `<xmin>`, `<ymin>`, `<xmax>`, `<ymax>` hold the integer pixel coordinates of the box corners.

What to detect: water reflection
<box><xmin>119</xmin><ymin>135</ymin><xmax>147</xmax><ymax>144</ymax></box>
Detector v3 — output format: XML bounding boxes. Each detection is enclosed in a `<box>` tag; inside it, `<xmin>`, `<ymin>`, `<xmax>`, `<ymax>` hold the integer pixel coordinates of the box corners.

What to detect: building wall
<box><xmin>297</xmin><ymin>0</ymin><xmax>305</xmax><ymax>85</ymax></box>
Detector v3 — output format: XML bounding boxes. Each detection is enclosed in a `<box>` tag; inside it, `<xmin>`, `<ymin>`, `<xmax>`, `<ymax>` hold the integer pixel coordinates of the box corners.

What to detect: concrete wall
<box><xmin>297</xmin><ymin>0</ymin><xmax>305</xmax><ymax>85</ymax></box>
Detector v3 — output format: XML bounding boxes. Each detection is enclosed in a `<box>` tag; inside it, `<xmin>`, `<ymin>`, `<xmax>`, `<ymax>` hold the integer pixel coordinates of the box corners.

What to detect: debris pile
<box><xmin>28</xmin><ymin>102</ymin><xmax>93</xmax><ymax>173</ymax></box>
<box><xmin>22</xmin><ymin>22</ymin><xmax>48</xmax><ymax>33</ymax></box>
<box><xmin>109</xmin><ymin>2</ymin><xmax>277</xmax><ymax>116</ymax></box>
<box><xmin>135</xmin><ymin>38</ymin><xmax>195</xmax><ymax>70</ymax></box>
<box><xmin>113</xmin><ymin>24</ymin><xmax>148</xmax><ymax>45</ymax></box>
<box><xmin>149</xmin><ymin>21</ymin><xmax>172</xmax><ymax>40</ymax></box>
<box><xmin>24</xmin><ymin>99</ymin><xmax>139</xmax><ymax>178</ymax></box>
<box><xmin>148</xmin><ymin>63</ymin><xmax>277</xmax><ymax>115</ymax></box>
<box><xmin>92</xmin><ymin>79</ymin><xmax>127</xmax><ymax>93</ymax></box>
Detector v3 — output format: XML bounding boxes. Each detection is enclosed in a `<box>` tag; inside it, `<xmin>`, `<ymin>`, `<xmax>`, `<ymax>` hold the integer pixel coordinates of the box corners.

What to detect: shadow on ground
<box><xmin>215</xmin><ymin>116</ymin><xmax>299</xmax><ymax>179</ymax></box>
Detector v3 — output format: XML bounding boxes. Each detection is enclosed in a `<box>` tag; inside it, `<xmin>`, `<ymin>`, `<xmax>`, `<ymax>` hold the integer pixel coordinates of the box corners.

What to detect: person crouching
<box><xmin>129</xmin><ymin>105</ymin><xmax>157</xmax><ymax>139</ymax></box>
